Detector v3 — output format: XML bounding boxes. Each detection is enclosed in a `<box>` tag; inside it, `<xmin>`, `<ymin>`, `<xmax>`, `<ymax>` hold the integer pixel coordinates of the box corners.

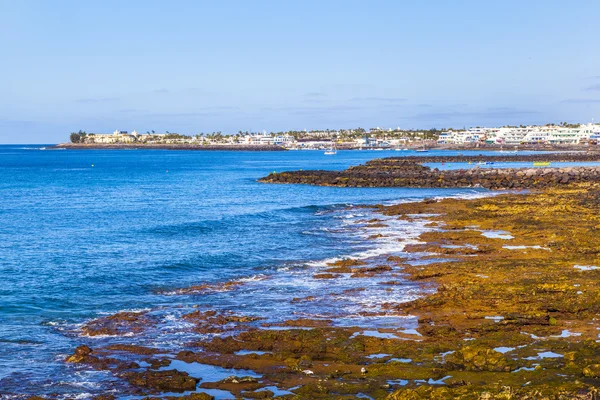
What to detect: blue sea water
<box><xmin>0</xmin><ymin>146</ymin><xmax>520</xmax><ymax>396</ymax></box>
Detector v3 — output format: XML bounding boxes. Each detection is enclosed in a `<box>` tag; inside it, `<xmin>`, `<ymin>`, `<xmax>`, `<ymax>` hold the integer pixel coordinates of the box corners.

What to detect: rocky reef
<box><xmin>51</xmin><ymin>183</ymin><xmax>600</xmax><ymax>399</ymax></box>
<box><xmin>259</xmin><ymin>155</ymin><xmax>600</xmax><ymax>189</ymax></box>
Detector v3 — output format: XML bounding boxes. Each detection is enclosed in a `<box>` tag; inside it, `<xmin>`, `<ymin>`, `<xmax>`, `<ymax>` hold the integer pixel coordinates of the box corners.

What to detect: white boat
<box><xmin>324</xmin><ymin>143</ymin><xmax>337</xmax><ymax>155</ymax></box>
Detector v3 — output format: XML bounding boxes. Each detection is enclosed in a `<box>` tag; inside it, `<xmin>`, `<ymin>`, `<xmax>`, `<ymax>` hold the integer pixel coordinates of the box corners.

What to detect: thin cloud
<box><xmin>302</xmin><ymin>98</ymin><xmax>328</xmax><ymax>104</ymax></box>
<box><xmin>148</xmin><ymin>112</ymin><xmax>222</xmax><ymax>118</ymax></box>
<box><xmin>584</xmin><ymin>83</ymin><xmax>600</xmax><ymax>91</ymax></box>
<box><xmin>153</xmin><ymin>88</ymin><xmax>170</xmax><ymax>94</ymax></box>
<box><xmin>561</xmin><ymin>98</ymin><xmax>600</xmax><ymax>104</ymax></box>
<box><xmin>262</xmin><ymin>105</ymin><xmax>362</xmax><ymax>115</ymax></box>
<box><xmin>411</xmin><ymin>108</ymin><xmax>540</xmax><ymax>120</ymax></box>
<box><xmin>75</xmin><ymin>97</ymin><xmax>119</xmax><ymax>103</ymax></box>
<box><xmin>304</xmin><ymin>92</ymin><xmax>326</xmax><ymax>97</ymax></box>
<box><xmin>349</xmin><ymin>97</ymin><xmax>407</xmax><ymax>103</ymax></box>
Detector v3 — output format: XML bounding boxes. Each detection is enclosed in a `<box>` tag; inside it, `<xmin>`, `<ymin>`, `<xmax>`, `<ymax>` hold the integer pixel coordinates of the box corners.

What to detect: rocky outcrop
<box><xmin>368</xmin><ymin>153</ymin><xmax>600</xmax><ymax>163</ymax></box>
<box><xmin>260</xmin><ymin>159</ymin><xmax>600</xmax><ymax>189</ymax></box>
<box><xmin>122</xmin><ymin>370</ymin><xmax>199</xmax><ymax>392</ymax></box>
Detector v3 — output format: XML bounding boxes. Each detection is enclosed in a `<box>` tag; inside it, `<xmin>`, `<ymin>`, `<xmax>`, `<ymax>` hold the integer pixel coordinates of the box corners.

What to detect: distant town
<box><xmin>67</xmin><ymin>122</ymin><xmax>600</xmax><ymax>149</ymax></box>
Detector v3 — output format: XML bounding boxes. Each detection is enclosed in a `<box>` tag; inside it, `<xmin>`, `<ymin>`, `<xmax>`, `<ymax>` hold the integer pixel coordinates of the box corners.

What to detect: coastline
<box><xmin>57</xmin><ymin>183</ymin><xmax>600</xmax><ymax>399</ymax></box>
<box><xmin>261</xmin><ymin>155</ymin><xmax>600</xmax><ymax>189</ymax></box>
<box><xmin>52</xmin><ymin>143</ymin><xmax>288</xmax><ymax>151</ymax></box>
<box><xmin>51</xmin><ymin>142</ymin><xmax>600</xmax><ymax>152</ymax></box>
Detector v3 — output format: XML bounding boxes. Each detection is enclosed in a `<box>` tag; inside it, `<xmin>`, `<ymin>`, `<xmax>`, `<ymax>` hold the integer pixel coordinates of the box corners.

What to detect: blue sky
<box><xmin>1</xmin><ymin>0</ymin><xmax>600</xmax><ymax>143</ymax></box>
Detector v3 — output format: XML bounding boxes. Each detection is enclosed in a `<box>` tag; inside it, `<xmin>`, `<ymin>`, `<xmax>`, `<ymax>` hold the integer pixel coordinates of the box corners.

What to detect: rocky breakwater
<box><xmin>380</xmin><ymin>152</ymin><xmax>600</xmax><ymax>163</ymax></box>
<box><xmin>260</xmin><ymin>159</ymin><xmax>600</xmax><ymax>190</ymax></box>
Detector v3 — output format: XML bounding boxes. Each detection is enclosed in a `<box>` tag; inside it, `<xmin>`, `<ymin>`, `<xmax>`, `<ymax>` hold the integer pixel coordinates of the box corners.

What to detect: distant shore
<box><xmin>52</xmin><ymin>143</ymin><xmax>287</xmax><ymax>151</ymax></box>
<box><xmin>53</xmin><ymin>142</ymin><xmax>600</xmax><ymax>152</ymax></box>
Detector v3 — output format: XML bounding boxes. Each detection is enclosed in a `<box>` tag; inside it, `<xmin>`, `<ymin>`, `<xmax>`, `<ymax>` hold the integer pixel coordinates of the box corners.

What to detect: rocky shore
<box><xmin>53</xmin><ymin>183</ymin><xmax>600</xmax><ymax>399</ymax></box>
<box><xmin>52</xmin><ymin>143</ymin><xmax>287</xmax><ymax>151</ymax></box>
<box><xmin>260</xmin><ymin>156</ymin><xmax>600</xmax><ymax>190</ymax></box>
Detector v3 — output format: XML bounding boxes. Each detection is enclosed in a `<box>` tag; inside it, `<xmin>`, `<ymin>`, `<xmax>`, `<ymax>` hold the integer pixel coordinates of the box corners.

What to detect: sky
<box><xmin>1</xmin><ymin>0</ymin><xmax>600</xmax><ymax>143</ymax></box>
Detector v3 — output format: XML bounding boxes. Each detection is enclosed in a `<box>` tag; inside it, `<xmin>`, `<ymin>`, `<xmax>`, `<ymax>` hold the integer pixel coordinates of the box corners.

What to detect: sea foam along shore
<box><xmin>60</xmin><ymin>183</ymin><xmax>600</xmax><ymax>399</ymax></box>
<box><xmin>47</xmin><ymin>191</ymin><xmax>482</xmax><ymax>399</ymax></box>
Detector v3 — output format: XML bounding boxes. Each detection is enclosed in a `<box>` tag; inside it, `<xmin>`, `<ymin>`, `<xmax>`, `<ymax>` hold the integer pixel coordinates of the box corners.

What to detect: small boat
<box><xmin>416</xmin><ymin>148</ymin><xmax>429</xmax><ymax>152</ymax></box>
<box><xmin>374</xmin><ymin>148</ymin><xmax>384</xmax><ymax>151</ymax></box>
<box><xmin>477</xmin><ymin>161</ymin><xmax>495</xmax><ymax>165</ymax></box>
<box><xmin>324</xmin><ymin>143</ymin><xmax>337</xmax><ymax>155</ymax></box>
<box><xmin>533</xmin><ymin>161</ymin><xmax>551</xmax><ymax>167</ymax></box>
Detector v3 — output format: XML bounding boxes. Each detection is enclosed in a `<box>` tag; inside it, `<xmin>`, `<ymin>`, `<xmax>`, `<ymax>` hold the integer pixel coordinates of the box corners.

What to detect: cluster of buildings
<box><xmin>78</xmin><ymin>130</ymin><xmax>296</xmax><ymax>146</ymax></box>
<box><xmin>437</xmin><ymin>124</ymin><xmax>600</xmax><ymax>146</ymax></box>
<box><xmin>77</xmin><ymin>123</ymin><xmax>600</xmax><ymax>148</ymax></box>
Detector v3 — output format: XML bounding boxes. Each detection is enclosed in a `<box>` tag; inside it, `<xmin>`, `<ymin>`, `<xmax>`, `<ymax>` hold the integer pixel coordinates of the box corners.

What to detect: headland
<box><xmin>260</xmin><ymin>153</ymin><xmax>600</xmax><ymax>189</ymax></box>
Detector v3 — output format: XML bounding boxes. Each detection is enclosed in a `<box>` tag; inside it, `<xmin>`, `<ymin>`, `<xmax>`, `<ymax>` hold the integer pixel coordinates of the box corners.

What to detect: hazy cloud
<box><xmin>147</xmin><ymin>111</ymin><xmax>222</xmax><ymax>118</ymax></box>
<box><xmin>304</xmin><ymin>92</ymin><xmax>326</xmax><ymax>97</ymax></box>
<box><xmin>349</xmin><ymin>97</ymin><xmax>407</xmax><ymax>103</ymax></box>
<box><xmin>411</xmin><ymin>107</ymin><xmax>540</xmax><ymax>120</ymax></box>
<box><xmin>145</xmin><ymin>106</ymin><xmax>242</xmax><ymax>118</ymax></box>
<box><xmin>561</xmin><ymin>98</ymin><xmax>600</xmax><ymax>104</ymax></box>
<box><xmin>302</xmin><ymin>98</ymin><xmax>328</xmax><ymax>104</ymax></box>
<box><xmin>153</xmin><ymin>88</ymin><xmax>170</xmax><ymax>94</ymax></box>
<box><xmin>584</xmin><ymin>83</ymin><xmax>600</xmax><ymax>91</ymax></box>
<box><xmin>262</xmin><ymin>105</ymin><xmax>362</xmax><ymax>114</ymax></box>
<box><xmin>75</xmin><ymin>97</ymin><xmax>119</xmax><ymax>103</ymax></box>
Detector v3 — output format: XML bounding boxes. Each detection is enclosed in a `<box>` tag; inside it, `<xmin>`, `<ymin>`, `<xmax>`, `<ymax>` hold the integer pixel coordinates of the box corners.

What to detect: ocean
<box><xmin>0</xmin><ymin>146</ymin><xmax>497</xmax><ymax>397</ymax></box>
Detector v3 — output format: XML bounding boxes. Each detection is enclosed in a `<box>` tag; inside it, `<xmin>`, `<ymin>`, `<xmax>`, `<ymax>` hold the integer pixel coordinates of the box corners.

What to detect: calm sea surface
<box><xmin>0</xmin><ymin>146</ymin><xmax>541</xmax><ymax>396</ymax></box>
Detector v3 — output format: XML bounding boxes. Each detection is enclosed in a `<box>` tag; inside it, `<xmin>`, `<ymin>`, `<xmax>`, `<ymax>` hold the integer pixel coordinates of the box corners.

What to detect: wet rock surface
<box><xmin>123</xmin><ymin>370</ymin><xmax>199</xmax><ymax>392</ymax></box>
<box><xmin>52</xmin><ymin>183</ymin><xmax>600</xmax><ymax>399</ymax></box>
<box><xmin>259</xmin><ymin>155</ymin><xmax>600</xmax><ymax>189</ymax></box>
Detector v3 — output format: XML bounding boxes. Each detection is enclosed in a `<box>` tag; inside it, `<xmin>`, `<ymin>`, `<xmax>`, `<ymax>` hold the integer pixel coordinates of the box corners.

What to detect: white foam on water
<box><xmin>503</xmin><ymin>245</ymin><xmax>549</xmax><ymax>250</ymax></box>
<box><xmin>513</xmin><ymin>365</ymin><xmax>538</xmax><ymax>373</ymax></box>
<box><xmin>236</xmin><ymin>274</ymin><xmax>268</xmax><ymax>282</ymax></box>
<box><xmin>574</xmin><ymin>265</ymin><xmax>600</xmax><ymax>271</ymax></box>
<box><xmin>481</xmin><ymin>230</ymin><xmax>514</xmax><ymax>240</ymax></box>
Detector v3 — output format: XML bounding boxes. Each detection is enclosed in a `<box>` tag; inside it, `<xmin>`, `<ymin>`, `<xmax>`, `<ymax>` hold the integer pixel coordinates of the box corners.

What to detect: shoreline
<box><xmin>55</xmin><ymin>184</ymin><xmax>600</xmax><ymax>399</ymax></box>
<box><xmin>51</xmin><ymin>143</ymin><xmax>288</xmax><ymax>151</ymax></box>
<box><xmin>261</xmin><ymin>155</ymin><xmax>600</xmax><ymax>189</ymax></box>
<box><xmin>50</xmin><ymin>142</ymin><xmax>600</xmax><ymax>152</ymax></box>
